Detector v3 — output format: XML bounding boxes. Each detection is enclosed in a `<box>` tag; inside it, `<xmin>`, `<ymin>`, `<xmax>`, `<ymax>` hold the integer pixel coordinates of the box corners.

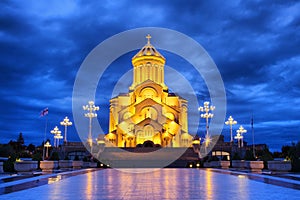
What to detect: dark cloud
<box><xmin>0</xmin><ymin>0</ymin><xmax>299</xmax><ymax>151</ymax></box>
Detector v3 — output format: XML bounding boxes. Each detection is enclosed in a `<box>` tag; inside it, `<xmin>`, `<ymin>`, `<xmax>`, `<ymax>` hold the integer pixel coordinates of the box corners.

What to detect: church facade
<box><xmin>105</xmin><ymin>35</ymin><xmax>193</xmax><ymax>147</ymax></box>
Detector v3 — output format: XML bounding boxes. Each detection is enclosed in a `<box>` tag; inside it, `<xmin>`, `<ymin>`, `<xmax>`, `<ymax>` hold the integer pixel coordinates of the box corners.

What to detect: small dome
<box><xmin>132</xmin><ymin>34</ymin><xmax>165</xmax><ymax>66</ymax></box>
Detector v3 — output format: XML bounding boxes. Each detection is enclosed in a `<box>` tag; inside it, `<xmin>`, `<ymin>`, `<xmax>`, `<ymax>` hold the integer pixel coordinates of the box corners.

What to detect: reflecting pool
<box><xmin>0</xmin><ymin>169</ymin><xmax>299</xmax><ymax>200</ymax></box>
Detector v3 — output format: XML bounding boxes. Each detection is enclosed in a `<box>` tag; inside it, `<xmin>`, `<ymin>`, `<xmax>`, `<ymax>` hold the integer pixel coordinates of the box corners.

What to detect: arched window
<box><xmin>144</xmin><ymin>125</ymin><xmax>154</xmax><ymax>137</ymax></box>
<box><xmin>137</xmin><ymin>131</ymin><xmax>143</xmax><ymax>138</ymax></box>
<box><xmin>140</xmin><ymin>87</ymin><xmax>157</xmax><ymax>99</ymax></box>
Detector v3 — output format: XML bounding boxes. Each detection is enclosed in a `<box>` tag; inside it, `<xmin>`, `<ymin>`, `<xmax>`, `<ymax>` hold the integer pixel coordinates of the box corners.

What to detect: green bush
<box><xmin>259</xmin><ymin>148</ymin><xmax>273</xmax><ymax>169</ymax></box>
<box><xmin>3</xmin><ymin>154</ymin><xmax>17</xmax><ymax>173</ymax></box>
<box><xmin>291</xmin><ymin>159</ymin><xmax>300</xmax><ymax>172</ymax></box>
<box><xmin>49</xmin><ymin>152</ymin><xmax>59</xmax><ymax>161</ymax></box>
<box><xmin>232</xmin><ymin>152</ymin><xmax>241</xmax><ymax>160</ymax></box>
<box><xmin>32</xmin><ymin>153</ymin><xmax>42</xmax><ymax>161</ymax></box>
<box><xmin>244</xmin><ymin>150</ymin><xmax>256</xmax><ymax>161</ymax></box>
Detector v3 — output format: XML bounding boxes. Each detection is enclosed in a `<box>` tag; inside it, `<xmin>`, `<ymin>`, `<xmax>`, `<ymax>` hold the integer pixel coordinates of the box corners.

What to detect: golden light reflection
<box><xmin>85</xmin><ymin>170</ymin><xmax>93</xmax><ymax>200</ymax></box>
<box><xmin>238</xmin><ymin>174</ymin><xmax>246</xmax><ymax>178</ymax></box>
<box><xmin>48</xmin><ymin>175</ymin><xmax>62</xmax><ymax>184</ymax></box>
<box><xmin>204</xmin><ymin>170</ymin><xmax>213</xmax><ymax>199</ymax></box>
<box><xmin>163</xmin><ymin>169</ymin><xmax>172</xmax><ymax>199</ymax></box>
<box><xmin>237</xmin><ymin>173</ymin><xmax>249</xmax><ymax>198</ymax></box>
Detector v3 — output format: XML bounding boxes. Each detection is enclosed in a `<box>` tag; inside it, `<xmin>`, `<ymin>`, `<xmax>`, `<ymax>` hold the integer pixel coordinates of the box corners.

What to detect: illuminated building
<box><xmin>105</xmin><ymin>35</ymin><xmax>193</xmax><ymax>147</ymax></box>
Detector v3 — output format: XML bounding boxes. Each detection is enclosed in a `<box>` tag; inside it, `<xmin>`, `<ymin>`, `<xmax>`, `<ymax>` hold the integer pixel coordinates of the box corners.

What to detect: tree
<box><xmin>232</xmin><ymin>152</ymin><xmax>241</xmax><ymax>160</ymax></box>
<box><xmin>281</xmin><ymin>145</ymin><xmax>291</xmax><ymax>159</ymax></box>
<box><xmin>49</xmin><ymin>152</ymin><xmax>60</xmax><ymax>161</ymax></box>
<box><xmin>244</xmin><ymin>150</ymin><xmax>256</xmax><ymax>161</ymax></box>
<box><xmin>32</xmin><ymin>153</ymin><xmax>42</xmax><ymax>161</ymax></box>
<box><xmin>0</xmin><ymin>144</ymin><xmax>14</xmax><ymax>157</ymax></box>
<box><xmin>3</xmin><ymin>154</ymin><xmax>17</xmax><ymax>172</ymax></box>
<box><xmin>17</xmin><ymin>132</ymin><xmax>24</xmax><ymax>145</ymax></box>
<box><xmin>27</xmin><ymin>143</ymin><xmax>36</xmax><ymax>153</ymax></box>
<box><xmin>257</xmin><ymin>147</ymin><xmax>273</xmax><ymax>169</ymax></box>
<box><xmin>286</xmin><ymin>142</ymin><xmax>300</xmax><ymax>172</ymax></box>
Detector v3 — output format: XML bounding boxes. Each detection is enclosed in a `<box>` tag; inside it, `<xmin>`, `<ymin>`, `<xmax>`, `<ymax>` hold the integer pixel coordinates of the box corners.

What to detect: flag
<box><xmin>251</xmin><ymin>115</ymin><xmax>254</xmax><ymax>127</ymax></box>
<box><xmin>40</xmin><ymin>107</ymin><xmax>48</xmax><ymax>117</ymax></box>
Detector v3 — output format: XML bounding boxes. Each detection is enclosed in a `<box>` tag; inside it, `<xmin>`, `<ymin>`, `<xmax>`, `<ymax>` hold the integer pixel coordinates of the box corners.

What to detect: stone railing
<box><xmin>232</xmin><ymin>160</ymin><xmax>264</xmax><ymax>172</ymax></box>
<box><xmin>244</xmin><ymin>161</ymin><xmax>264</xmax><ymax>172</ymax></box>
<box><xmin>204</xmin><ymin>161</ymin><xmax>230</xmax><ymax>169</ymax></box>
<box><xmin>268</xmin><ymin>161</ymin><xmax>291</xmax><ymax>172</ymax></box>
<box><xmin>59</xmin><ymin>160</ymin><xmax>73</xmax><ymax>170</ymax></box>
<box><xmin>14</xmin><ymin>160</ymin><xmax>38</xmax><ymax>174</ymax></box>
<box><xmin>72</xmin><ymin>160</ymin><xmax>83</xmax><ymax>169</ymax></box>
<box><xmin>40</xmin><ymin>161</ymin><xmax>59</xmax><ymax>172</ymax></box>
<box><xmin>231</xmin><ymin>160</ymin><xmax>245</xmax><ymax>168</ymax></box>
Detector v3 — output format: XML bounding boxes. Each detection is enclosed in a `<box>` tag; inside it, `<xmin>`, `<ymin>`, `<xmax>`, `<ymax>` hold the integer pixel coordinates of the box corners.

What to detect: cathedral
<box><xmin>105</xmin><ymin>35</ymin><xmax>193</xmax><ymax>147</ymax></box>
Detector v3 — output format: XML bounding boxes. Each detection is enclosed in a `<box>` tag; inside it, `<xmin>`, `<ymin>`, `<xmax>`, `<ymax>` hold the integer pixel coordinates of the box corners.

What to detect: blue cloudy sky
<box><xmin>0</xmin><ymin>0</ymin><xmax>299</xmax><ymax>151</ymax></box>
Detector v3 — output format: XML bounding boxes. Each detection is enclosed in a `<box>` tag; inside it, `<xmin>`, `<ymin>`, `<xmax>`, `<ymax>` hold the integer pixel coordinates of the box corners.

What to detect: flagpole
<box><xmin>251</xmin><ymin>114</ymin><xmax>255</xmax><ymax>158</ymax></box>
<box><xmin>42</xmin><ymin>116</ymin><xmax>48</xmax><ymax>160</ymax></box>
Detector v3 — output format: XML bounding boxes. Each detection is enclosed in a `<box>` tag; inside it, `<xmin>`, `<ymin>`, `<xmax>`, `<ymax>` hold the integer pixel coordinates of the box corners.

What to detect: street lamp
<box><xmin>234</xmin><ymin>132</ymin><xmax>243</xmax><ymax>148</ymax></box>
<box><xmin>199</xmin><ymin>101</ymin><xmax>215</xmax><ymax>138</ymax></box>
<box><xmin>225</xmin><ymin>116</ymin><xmax>237</xmax><ymax>143</ymax></box>
<box><xmin>204</xmin><ymin>134</ymin><xmax>211</xmax><ymax>148</ymax></box>
<box><xmin>203</xmin><ymin>134</ymin><xmax>211</xmax><ymax>154</ymax></box>
<box><xmin>51</xmin><ymin>126</ymin><xmax>61</xmax><ymax>147</ymax></box>
<box><xmin>236</xmin><ymin>125</ymin><xmax>247</xmax><ymax>147</ymax></box>
<box><xmin>60</xmin><ymin>116</ymin><xmax>72</xmax><ymax>144</ymax></box>
<box><xmin>83</xmin><ymin>101</ymin><xmax>99</xmax><ymax>146</ymax></box>
<box><xmin>44</xmin><ymin>141</ymin><xmax>51</xmax><ymax>158</ymax></box>
<box><xmin>54</xmin><ymin>133</ymin><xmax>63</xmax><ymax>147</ymax></box>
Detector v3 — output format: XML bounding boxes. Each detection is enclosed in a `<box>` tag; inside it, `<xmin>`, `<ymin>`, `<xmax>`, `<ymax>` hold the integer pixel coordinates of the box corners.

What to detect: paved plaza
<box><xmin>0</xmin><ymin>168</ymin><xmax>300</xmax><ymax>200</ymax></box>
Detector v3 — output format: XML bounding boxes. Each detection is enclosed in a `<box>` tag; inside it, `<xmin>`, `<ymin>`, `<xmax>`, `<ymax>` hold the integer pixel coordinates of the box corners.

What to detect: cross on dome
<box><xmin>131</xmin><ymin>35</ymin><xmax>166</xmax><ymax>66</ymax></box>
<box><xmin>146</xmin><ymin>34</ymin><xmax>151</xmax><ymax>44</ymax></box>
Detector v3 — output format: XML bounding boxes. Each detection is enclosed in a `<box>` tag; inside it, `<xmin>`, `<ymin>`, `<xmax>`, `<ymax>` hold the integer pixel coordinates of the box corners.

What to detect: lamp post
<box><xmin>199</xmin><ymin>101</ymin><xmax>215</xmax><ymax>138</ymax></box>
<box><xmin>51</xmin><ymin>126</ymin><xmax>61</xmax><ymax>148</ymax></box>
<box><xmin>44</xmin><ymin>141</ymin><xmax>51</xmax><ymax>158</ymax></box>
<box><xmin>83</xmin><ymin>101</ymin><xmax>99</xmax><ymax>146</ymax></box>
<box><xmin>225</xmin><ymin>116</ymin><xmax>237</xmax><ymax>143</ymax></box>
<box><xmin>236</xmin><ymin>125</ymin><xmax>247</xmax><ymax>147</ymax></box>
<box><xmin>234</xmin><ymin>132</ymin><xmax>243</xmax><ymax>148</ymax></box>
<box><xmin>54</xmin><ymin>133</ymin><xmax>63</xmax><ymax>147</ymax></box>
<box><xmin>60</xmin><ymin>116</ymin><xmax>72</xmax><ymax>144</ymax></box>
<box><xmin>204</xmin><ymin>134</ymin><xmax>211</xmax><ymax>154</ymax></box>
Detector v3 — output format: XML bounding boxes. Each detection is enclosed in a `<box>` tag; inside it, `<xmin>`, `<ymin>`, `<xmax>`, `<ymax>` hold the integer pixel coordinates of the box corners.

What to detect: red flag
<box><xmin>40</xmin><ymin>108</ymin><xmax>48</xmax><ymax>117</ymax></box>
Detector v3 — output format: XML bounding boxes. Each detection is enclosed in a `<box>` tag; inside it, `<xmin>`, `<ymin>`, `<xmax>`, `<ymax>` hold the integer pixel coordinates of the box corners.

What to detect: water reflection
<box><xmin>204</xmin><ymin>169</ymin><xmax>213</xmax><ymax>199</ymax></box>
<box><xmin>1</xmin><ymin>169</ymin><xmax>299</xmax><ymax>199</ymax></box>
<box><xmin>48</xmin><ymin>175</ymin><xmax>62</xmax><ymax>184</ymax></box>
<box><xmin>85</xmin><ymin>171</ymin><xmax>93</xmax><ymax>200</ymax></box>
<box><xmin>237</xmin><ymin>174</ymin><xmax>249</xmax><ymax>200</ymax></box>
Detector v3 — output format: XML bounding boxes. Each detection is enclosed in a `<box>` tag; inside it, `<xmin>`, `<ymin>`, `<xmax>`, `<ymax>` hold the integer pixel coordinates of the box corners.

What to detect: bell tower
<box><xmin>130</xmin><ymin>34</ymin><xmax>167</xmax><ymax>90</ymax></box>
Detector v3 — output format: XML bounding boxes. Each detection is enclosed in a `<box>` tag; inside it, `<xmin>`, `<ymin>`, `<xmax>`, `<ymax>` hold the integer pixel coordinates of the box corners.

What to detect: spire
<box><xmin>130</xmin><ymin>35</ymin><xmax>167</xmax><ymax>90</ymax></box>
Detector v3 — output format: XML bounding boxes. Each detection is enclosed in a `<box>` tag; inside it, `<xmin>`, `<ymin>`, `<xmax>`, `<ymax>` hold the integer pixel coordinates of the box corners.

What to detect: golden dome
<box><xmin>132</xmin><ymin>34</ymin><xmax>165</xmax><ymax>66</ymax></box>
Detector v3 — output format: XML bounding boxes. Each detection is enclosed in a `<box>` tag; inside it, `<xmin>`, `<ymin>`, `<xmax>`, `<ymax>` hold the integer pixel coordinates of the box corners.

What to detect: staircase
<box><xmin>96</xmin><ymin>147</ymin><xmax>199</xmax><ymax>168</ymax></box>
